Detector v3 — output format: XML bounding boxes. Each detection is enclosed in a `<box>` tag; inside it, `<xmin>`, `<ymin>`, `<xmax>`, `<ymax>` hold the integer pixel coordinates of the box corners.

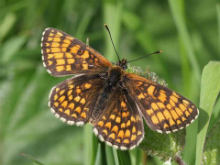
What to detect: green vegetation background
<box><xmin>0</xmin><ymin>0</ymin><xmax>220</xmax><ymax>165</ymax></box>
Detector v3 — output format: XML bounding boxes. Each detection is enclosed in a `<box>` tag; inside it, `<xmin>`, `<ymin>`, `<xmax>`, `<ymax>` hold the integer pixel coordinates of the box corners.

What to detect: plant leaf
<box><xmin>139</xmin><ymin>122</ymin><xmax>185</xmax><ymax>162</ymax></box>
<box><xmin>196</xmin><ymin>62</ymin><xmax>220</xmax><ymax>165</ymax></box>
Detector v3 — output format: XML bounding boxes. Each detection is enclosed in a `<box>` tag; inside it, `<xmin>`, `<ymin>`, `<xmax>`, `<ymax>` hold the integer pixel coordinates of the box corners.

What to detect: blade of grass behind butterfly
<box><xmin>102</xmin><ymin>1</ymin><xmax>126</xmax><ymax>165</ymax></box>
<box><xmin>0</xmin><ymin>12</ymin><xmax>16</xmax><ymax>42</ymax></box>
<box><xmin>178</xmin><ymin>19</ymin><xmax>199</xmax><ymax>165</ymax></box>
<box><xmin>84</xmin><ymin>125</ymin><xmax>94</xmax><ymax>165</ymax></box>
<box><xmin>168</xmin><ymin>0</ymin><xmax>200</xmax><ymax>83</ymax></box>
<box><xmin>94</xmin><ymin>143</ymin><xmax>107</xmax><ymax>165</ymax></box>
<box><xmin>117</xmin><ymin>150</ymin><xmax>132</xmax><ymax>165</ymax></box>
<box><xmin>105</xmin><ymin>146</ymin><xmax>119</xmax><ymax>165</ymax></box>
<box><xmin>168</xmin><ymin>0</ymin><xmax>200</xmax><ymax>101</ymax></box>
<box><xmin>218</xmin><ymin>4</ymin><xmax>220</xmax><ymax>54</ymax></box>
<box><xmin>168</xmin><ymin>1</ymin><xmax>200</xmax><ymax>164</ymax></box>
<box><xmin>20</xmin><ymin>153</ymin><xmax>44</xmax><ymax>165</ymax></box>
<box><xmin>75</xmin><ymin>6</ymin><xmax>94</xmax><ymax>40</ymax></box>
<box><xmin>84</xmin><ymin>32</ymin><xmax>98</xmax><ymax>165</ymax></box>
<box><xmin>103</xmin><ymin>1</ymin><xmax>123</xmax><ymax>62</ymax></box>
<box><xmin>208</xmin><ymin>4</ymin><xmax>220</xmax><ymax>129</ymax></box>
<box><xmin>129</xmin><ymin>149</ymin><xmax>141</xmax><ymax>165</ymax></box>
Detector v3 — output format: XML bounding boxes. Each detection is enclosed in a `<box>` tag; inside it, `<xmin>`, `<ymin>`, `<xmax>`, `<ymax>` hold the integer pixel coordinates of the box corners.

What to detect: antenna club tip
<box><xmin>158</xmin><ymin>50</ymin><xmax>162</xmax><ymax>53</ymax></box>
<box><xmin>104</xmin><ymin>24</ymin><xmax>109</xmax><ymax>30</ymax></box>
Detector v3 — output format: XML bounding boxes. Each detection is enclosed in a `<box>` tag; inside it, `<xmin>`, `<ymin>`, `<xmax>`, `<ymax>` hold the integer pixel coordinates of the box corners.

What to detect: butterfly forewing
<box><xmin>123</xmin><ymin>73</ymin><xmax>199</xmax><ymax>133</ymax></box>
<box><xmin>49</xmin><ymin>74</ymin><xmax>106</xmax><ymax>125</ymax></box>
<box><xmin>42</xmin><ymin>27</ymin><xmax>199</xmax><ymax>150</ymax></box>
<box><xmin>92</xmin><ymin>89</ymin><xmax>144</xmax><ymax>150</ymax></box>
<box><xmin>41</xmin><ymin>28</ymin><xmax>112</xmax><ymax>76</ymax></box>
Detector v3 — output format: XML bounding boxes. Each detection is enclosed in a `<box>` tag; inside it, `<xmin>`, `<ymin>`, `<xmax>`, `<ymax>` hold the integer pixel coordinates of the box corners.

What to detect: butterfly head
<box><xmin>116</xmin><ymin>58</ymin><xmax>128</xmax><ymax>70</ymax></box>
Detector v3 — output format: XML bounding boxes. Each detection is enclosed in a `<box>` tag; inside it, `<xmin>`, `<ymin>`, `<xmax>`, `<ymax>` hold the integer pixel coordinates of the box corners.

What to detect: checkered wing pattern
<box><xmin>49</xmin><ymin>74</ymin><xmax>105</xmax><ymax>125</ymax></box>
<box><xmin>124</xmin><ymin>73</ymin><xmax>199</xmax><ymax>134</ymax></box>
<box><xmin>41</xmin><ymin>28</ymin><xmax>112</xmax><ymax>76</ymax></box>
<box><xmin>92</xmin><ymin>89</ymin><xmax>144</xmax><ymax>150</ymax></box>
<box><xmin>42</xmin><ymin>27</ymin><xmax>199</xmax><ymax>150</ymax></box>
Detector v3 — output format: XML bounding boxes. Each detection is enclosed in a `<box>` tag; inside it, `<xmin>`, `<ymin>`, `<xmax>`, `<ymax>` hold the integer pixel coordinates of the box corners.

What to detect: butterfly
<box><xmin>41</xmin><ymin>28</ymin><xmax>199</xmax><ymax>150</ymax></box>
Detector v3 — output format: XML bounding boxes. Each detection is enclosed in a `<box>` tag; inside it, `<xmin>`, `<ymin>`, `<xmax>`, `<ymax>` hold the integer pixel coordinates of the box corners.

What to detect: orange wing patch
<box><xmin>41</xmin><ymin>28</ymin><xmax>112</xmax><ymax>76</ymax></box>
<box><xmin>124</xmin><ymin>73</ymin><xmax>199</xmax><ymax>134</ymax></box>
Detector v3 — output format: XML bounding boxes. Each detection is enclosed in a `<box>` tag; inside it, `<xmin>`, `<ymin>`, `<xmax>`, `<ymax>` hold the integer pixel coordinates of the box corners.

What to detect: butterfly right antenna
<box><xmin>127</xmin><ymin>50</ymin><xmax>162</xmax><ymax>63</ymax></box>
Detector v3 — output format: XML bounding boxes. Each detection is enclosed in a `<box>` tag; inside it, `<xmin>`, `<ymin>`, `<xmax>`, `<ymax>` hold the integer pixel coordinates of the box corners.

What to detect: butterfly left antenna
<box><xmin>104</xmin><ymin>24</ymin><xmax>121</xmax><ymax>62</ymax></box>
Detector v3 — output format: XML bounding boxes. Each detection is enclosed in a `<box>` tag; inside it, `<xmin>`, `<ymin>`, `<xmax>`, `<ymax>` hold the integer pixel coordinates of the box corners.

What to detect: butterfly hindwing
<box><xmin>124</xmin><ymin>73</ymin><xmax>199</xmax><ymax>133</ymax></box>
<box><xmin>41</xmin><ymin>28</ymin><xmax>112</xmax><ymax>76</ymax></box>
<box><xmin>49</xmin><ymin>74</ymin><xmax>106</xmax><ymax>126</ymax></box>
<box><xmin>92</xmin><ymin>89</ymin><xmax>144</xmax><ymax>150</ymax></box>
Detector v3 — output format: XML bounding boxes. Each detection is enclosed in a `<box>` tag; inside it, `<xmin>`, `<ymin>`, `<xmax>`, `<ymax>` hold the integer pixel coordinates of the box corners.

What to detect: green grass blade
<box><xmin>117</xmin><ymin>150</ymin><xmax>131</xmax><ymax>165</ymax></box>
<box><xmin>94</xmin><ymin>143</ymin><xmax>107</xmax><ymax>165</ymax></box>
<box><xmin>168</xmin><ymin>0</ymin><xmax>201</xmax><ymax>82</ymax></box>
<box><xmin>75</xmin><ymin>7</ymin><xmax>94</xmax><ymax>39</ymax></box>
<box><xmin>168</xmin><ymin>1</ymin><xmax>201</xmax><ymax>164</ymax></box>
<box><xmin>105</xmin><ymin>146</ymin><xmax>118</xmax><ymax>165</ymax></box>
<box><xmin>91</xmin><ymin>134</ymin><xmax>99</xmax><ymax>165</ymax></box>
<box><xmin>196</xmin><ymin>62</ymin><xmax>220</xmax><ymax>165</ymax></box>
<box><xmin>131</xmin><ymin>149</ymin><xmax>142</xmax><ymax>165</ymax></box>
<box><xmin>21</xmin><ymin>153</ymin><xmax>45</xmax><ymax>165</ymax></box>
<box><xmin>94</xmin><ymin>144</ymin><xmax>102</xmax><ymax>165</ymax></box>
<box><xmin>217</xmin><ymin>4</ymin><xmax>220</xmax><ymax>53</ymax></box>
<box><xmin>84</xmin><ymin>125</ymin><xmax>93</xmax><ymax>165</ymax></box>
<box><xmin>0</xmin><ymin>13</ymin><xmax>16</xmax><ymax>41</ymax></box>
<box><xmin>103</xmin><ymin>1</ymin><xmax>123</xmax><ymax>61</ymax></box>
